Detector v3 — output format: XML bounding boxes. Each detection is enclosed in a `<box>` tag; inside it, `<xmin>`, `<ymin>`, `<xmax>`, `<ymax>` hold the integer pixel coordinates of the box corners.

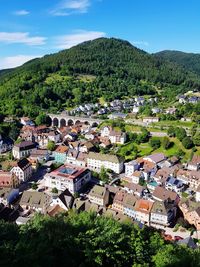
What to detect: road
<box><xmin>125</xmin><ymin>119</ymin><xmax>192</xmax><ymax>135</ymax></box>
<box><xmin>19</xmin><ymin>166</ymin><xmax>48</xmax><ymax>192</ymax></box>
<box><xmin>151</xmin><ymin>223</ymin><xmax>200</xmax><ymax>240</ymax></box>
<box><xmin>133</xmin><ymin>130</ymin><xmax>167</xmax><ymax>137</ymax></box>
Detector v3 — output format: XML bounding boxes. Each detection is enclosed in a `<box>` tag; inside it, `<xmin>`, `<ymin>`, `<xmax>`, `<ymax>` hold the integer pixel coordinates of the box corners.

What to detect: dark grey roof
<box><xmin>59</xmin><ymin>189</ymin><xmax>73</xmax><ymax>209</ymax></box>
<box><xmin>17</xmin><ymin>158</ymin><xmax>32</xmax><ymax>170</ymax></box>
<box><xmin>15</xmin><ymin>141</ymin><xmax>36</xmax><ymax>151</ymax></box>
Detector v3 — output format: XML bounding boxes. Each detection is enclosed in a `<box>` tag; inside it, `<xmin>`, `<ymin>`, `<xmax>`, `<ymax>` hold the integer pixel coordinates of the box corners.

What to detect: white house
<box><xmin>11</xmin><ymin>158</ymin><xmax>32</xmax><ymax>182</ymax></box>
<box><xmin>47</xmin><ymin>131</ymin><xmax>60</xmax><ymax>143</ymax></box>
<box><xmin>132</xmin><ymin>106</ymin><xmax>140</xmax><ymax>113</ymax></box>
<box><xmin>123</xmin><ymin>194</ymin><xmax>138</xmax><ymax>218</ymax></box>
<box><xmin>100</xmin><ymin>126</ymin><xmax>112</xmax><ymax>137</ymax></box>
<box><xmin>87</xmin><ymin>152</ymin><xmax>124</xmax><ymax>174</ymax></box>
<box><xmin>130</xmin><ymin>171</ymin><xmax>143</xmax><ymax>184</ymax></box>
<box><xmin>100</xmin><ymin>126</ymin><xmax>126</xmax><ymax>145</ymax></box>
<box><xmin>20</xmin><ymin>117</ymin><xmax>34</xmax><ymax>126</ymax></box>
<box><xmin>196</xmin><ymin>186</ymin><xmax>200</xmax><ymax>202</ymax></box>
<box><xmin>12</xmin><ymin>141</ymin><xmax>37</xmax><ymax>159</ymax></box>
<box><xmin>134</xmin><ymin>199</ymin><xmax>154</xmax><ymax>224</ymax></box>
<box><xmin>88</xmin><ymin>185</ymin><xmax>109</xmax><ymax>206</ymax></box>
<box><xmin>188</xmin><ymin>155</ymin><xmax>200</xmax><ymax>171</ymax></box>
<box><xmin>109</xmin><ymin>130</ymin><xmax>127</xmax><ymax>145</ymax></box>
<box><xmin>50</xmin><ymin>189</ymin><xmax>74</xmax><ymax>211</ymax></box>
<box><xmin>150</xmin><ymin>201</ymin><xmax>176</xmax><ymax>226</ymax></box>
<box><xmin>125</xmin><ymin>160</ymin><xmax>139</xmax><ymax>176</ymax></box>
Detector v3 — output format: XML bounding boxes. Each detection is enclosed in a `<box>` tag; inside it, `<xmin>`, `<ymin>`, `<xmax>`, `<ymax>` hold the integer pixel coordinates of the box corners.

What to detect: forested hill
<box><xmin>0</xmin><ymin>37</ymin><xmax>200</xmax><ymax>117</ymax></box>
<box><xmin>155</xmin><ymin>50</ymin><xmax>200</xmax><ymax>76</ymax></box>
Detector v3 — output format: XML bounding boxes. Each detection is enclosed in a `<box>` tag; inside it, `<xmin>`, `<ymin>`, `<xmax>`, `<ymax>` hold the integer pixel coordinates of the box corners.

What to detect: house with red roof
<box><xmin>44</xmin><ymin>163</ymin><xmax>91</xmax><ymax>194</ymax></box>
<box><xmin>0</xmin><ymin>171</ymin><xmax>19</xmax><ymax>188</ymax></box>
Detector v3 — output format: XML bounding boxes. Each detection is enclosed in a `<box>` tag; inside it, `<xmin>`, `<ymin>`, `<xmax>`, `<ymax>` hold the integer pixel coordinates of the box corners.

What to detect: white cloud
<box><xmin>13</xmin><ymin>10</ymin><xmax>30</xmax><ymax>16</ymax></box>
<box><xmin>50</xmin><ymin>0</ymin><xmax>90</xmax><ymax>16</ymax></box>
<box><xmin>0</xmin><ymin>55</ymin><xmax>42</xmax><ymax>70</ymax></box>
<box><xmin>131</xmin><ymin>41</ymin><xmax>149</xmax><ymax>47</ymax></box>
<box><xmin>0</xmin><ymin>32</ymin><xmax>46</xmax><ymax>46</ymax></box>
<box><xmin>55</xmin><ymin>30</ymin><xmax>106</xmax><ymax>49</ymax></box>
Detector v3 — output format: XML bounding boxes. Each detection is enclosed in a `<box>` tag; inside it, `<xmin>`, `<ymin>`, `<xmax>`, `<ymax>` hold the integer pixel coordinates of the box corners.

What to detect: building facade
<box><xmin>87</xmin><ymin>152</ymin><xmax>124</xmax><ymax>174</ymax></box>
<box><xmin>44</xmin><ymin>164</ymin><xmax>91</xmax><ymax>194</ymax></box>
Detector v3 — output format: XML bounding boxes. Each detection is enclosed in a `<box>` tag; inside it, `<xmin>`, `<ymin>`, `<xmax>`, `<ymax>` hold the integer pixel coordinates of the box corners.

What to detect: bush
<box><xmin>31</xmin><ymin>182</ymin><xmax>38</xmax><ymax>190</ymax></box>
<box><xmin>182</xmin><ymin>136</ymin><xmax>194</xmax><ymax>149</ymax></box>
<box><xmin>47</xmin><ymin>141</ymin><xmax>56</xmax><ymax>151</ymax></box>
<box><xmin>175</xmin><ymin>127</ymin><xmax>187</xmax><ymax>141</ymax></box>
<box><xmin>167</xmin><ymin>126</ymin><xmax>176</xmax><ymax>137</ymax></box>
<box><xmin>193</xmin><ymin>132</ymin><xmax>200</xmax><ymax>146</ymax></box>
<box><xmin>149</xmin><ymin>137</ymin><xmax>161</xmax><ymax>149</ymax></box>
<box><xmin>176</xmin><ymin>149</ymin><xmax>185</xmax><ymax>157</ymax></box>
<box><xmin>162</xmin><ymin>136</ymin><xmax>170</xmax><ymax>149</ymax></box>
<box><xmin>52</xmin><ymin>187</ymin><xmax>58</xmax><ymax>194</ymax></box>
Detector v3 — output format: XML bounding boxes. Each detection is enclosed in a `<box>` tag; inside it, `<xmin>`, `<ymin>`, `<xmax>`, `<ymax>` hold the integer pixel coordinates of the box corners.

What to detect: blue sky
<box><xmin>0</xmin><ymin>0</ymin><xmax>200</xmax><ymax>69</ymax></box>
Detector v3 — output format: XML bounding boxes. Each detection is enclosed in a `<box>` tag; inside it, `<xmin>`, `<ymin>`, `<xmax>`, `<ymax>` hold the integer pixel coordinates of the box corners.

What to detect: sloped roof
<box><xmin>144</xmin><ymin>153</ymin><xmax>166</xmax><ymax>164</ymax></box>
<box><xmin>58</xmin><ymin>189</ymin><xmax>73</xmax><ymax>209</ymax></box>
<box><xmin>189</xmin><ymin>155</ymin><xmax>200</xmax><ymax>165</ymax></box>
<box><xmin>14</xmin><ymin>158</ymin><xmax>32</xmax><ymax>170</ymax></box>
<box><xmin>153</xmin><ymin>186</ymin><xmax>178</xmax><ymax>202</ymax></box>
<box><xmin>14</xmin><ymin>141</ymin><xmax>36</xmax><ymax>150</ymax></box>
<box><xmin>135</xmin><ymin>199</ymin><xmax>153</xmax><ymax>214</ymax></box>
<box><xmin>123</xmin><ymin>194</ymin><xmax>138</xmax><ymax>209</ymax></box>
<box><xmin>55</xmin><ymin>145</ymin><xmax>68</xmax><ymax>153</ymax></box>
<box><xmin>87</xmin><ymin>152</ymin><xmax>124</xmax><ymax>164</ymax></box>
<box><xmin>89</xmin><ymin>185</ymin><xmax>107</xmax><ymax>198</ymax></box>
<box><xmin>20</xmin><ymin>191</ymin><xmax>50</xmax><ymax>208</ymax></box>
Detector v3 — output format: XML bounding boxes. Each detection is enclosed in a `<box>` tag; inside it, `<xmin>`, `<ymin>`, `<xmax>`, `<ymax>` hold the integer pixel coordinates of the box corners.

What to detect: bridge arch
<box><xmin>91</xmin><ymin>122</ymin><xmax>99</xmax><ymax>127</ymax></box>
<box><xmin>75</xmin><ymin>120</ymin><xmax>81</xmax><ymax>125</ymax></box>
<box><xmin>60</xmin><ymin>118</ymin><xmax>66</xmax><ymax>128</ymax></box>
<box><xmin>52</xmin><ymin>117</ymin><xmax>59</xmax><ymax>127</ymax></box>
<box><xmin>48</xmin><ymin>113</ymin><xmax>102</xmax><ymax>128</ymax></box>
<box><xmin>68</xmin><ymin>119</ymin><xmax>74</xmax><ymax>126</ymax></box>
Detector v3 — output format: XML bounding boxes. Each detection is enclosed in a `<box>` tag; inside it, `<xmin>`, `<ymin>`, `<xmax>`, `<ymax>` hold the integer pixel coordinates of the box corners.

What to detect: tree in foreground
<box><xmin>0</xmin><ymin>212</ymin><xmax>200</xmax><ymax>267</ymax></box>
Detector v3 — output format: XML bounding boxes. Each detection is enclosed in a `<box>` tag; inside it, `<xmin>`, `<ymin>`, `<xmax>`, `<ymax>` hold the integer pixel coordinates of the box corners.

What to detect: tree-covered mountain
<box><xmin>155</xmin><ymin>50</ymin><xmax>200</xmax><ymax>76</ymax></box>
<box><xmin>0</xmin><ymin>37</ymin><xmax>200</xmax><ymax>117</ymax></box>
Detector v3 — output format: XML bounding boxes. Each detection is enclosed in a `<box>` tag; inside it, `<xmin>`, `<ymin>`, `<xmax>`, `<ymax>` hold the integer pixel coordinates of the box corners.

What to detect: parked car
<box><xmin>174</xmin><ymin>236</ymin><xmax>183</xmax><ymax>241</ymax></box>
<box><xmin>164</xmin><ymin>234</ymin><xmax>173</xmax><ymax>241</ymax></box>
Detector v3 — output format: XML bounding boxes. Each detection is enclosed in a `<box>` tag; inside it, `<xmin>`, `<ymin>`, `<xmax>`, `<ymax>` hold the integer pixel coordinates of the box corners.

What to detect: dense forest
<box><xmin>0</xmin><ymin>38</ymin><xmax>200</xmax><ymax>118</ymax></box>
<box><xmin>155</xmin><ymin>50</ymin><xmax>200</xmax><ymax>76</ymax></box>
<box><xmin>1</xmin><ymin>212</ymin><xmax>200</xmax><ymax>267</ymax></box>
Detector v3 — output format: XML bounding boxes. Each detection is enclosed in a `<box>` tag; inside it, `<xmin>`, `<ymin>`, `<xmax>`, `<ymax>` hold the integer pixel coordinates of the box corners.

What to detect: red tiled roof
<box><xmin>51</xmin><ymin>163</ymin><xmax>89</xmax><ymax>180</ymax></box>
<box><xmin>0</xmin><ymin>172</ymin><xmax>12</xmax><ymax>187</ymax></box>
<box><xmin>55</xmin><ymin>145</ymin><xmax>68</xmax><ymax>153</ymax></box>
<box><xmin>135</xmin><ymin>199</ymin><xmax>153</xmax><ymax>214</ymax></box>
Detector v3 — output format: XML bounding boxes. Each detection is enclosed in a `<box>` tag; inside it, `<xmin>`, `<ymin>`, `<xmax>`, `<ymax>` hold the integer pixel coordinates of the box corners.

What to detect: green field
<box><xmin>117</xmin><ymin>137</ymin><xmax>200</xmax><ymax>161</ymax></box>
<box><xmin>152</xmin><ymin>120</ymin><xmax>194</xmax><ymax>129</ymax></box>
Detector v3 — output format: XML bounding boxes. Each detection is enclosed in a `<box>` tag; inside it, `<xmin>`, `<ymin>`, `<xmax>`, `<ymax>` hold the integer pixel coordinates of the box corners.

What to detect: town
<box><xmin>0</xmin><ymin>96</ymin><xmax>200</xmax><ymax>248</ymax></box>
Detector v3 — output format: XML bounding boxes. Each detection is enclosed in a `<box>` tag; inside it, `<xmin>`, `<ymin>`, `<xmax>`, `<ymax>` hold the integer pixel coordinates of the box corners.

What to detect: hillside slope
<box><xmin>0</xmin><ymin>38</ymin><xmax>200</xmax><ymax>117</ymax></box>
<box><xmin>155</xmin><ymin>50</ymin><xmax>200</xmax><ymax>76</ymax></box>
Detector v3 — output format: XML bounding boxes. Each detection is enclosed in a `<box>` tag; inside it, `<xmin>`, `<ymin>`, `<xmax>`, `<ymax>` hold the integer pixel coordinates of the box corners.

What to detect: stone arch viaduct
<box><xmin>48</xmin><ymin>113</ymin><xmax>102</xmax><ymax>128</ymax></box>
